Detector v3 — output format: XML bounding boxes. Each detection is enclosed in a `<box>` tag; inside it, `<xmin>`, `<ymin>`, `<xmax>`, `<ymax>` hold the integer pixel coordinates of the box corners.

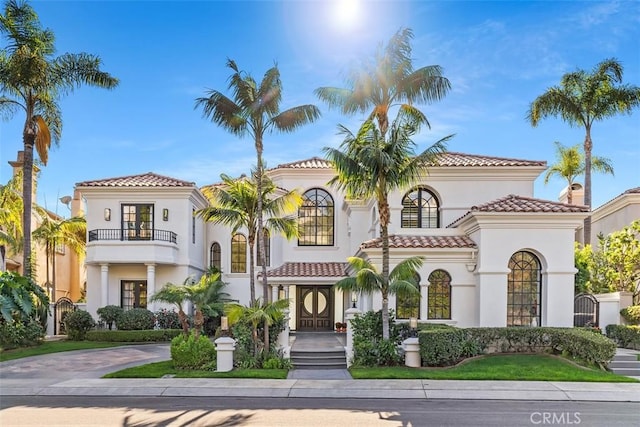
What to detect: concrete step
<box><xmin>608</xmin><ymin>361</ymin><xmax>640</xmax><ymax>369</ymax></box>
<box><xmin>290</xmin><ymin>349</ymin><xmax>347</xmax><ymax>370</ymax></box>
<box><xmin>612</xmin><ymin>354</ymin><xmax>638</xmax><ymax>362</ymax></box>
<box><xmin>609</xmin><ymin>368</ymin><xmax>640</xmax><ymax>376</ymax></box>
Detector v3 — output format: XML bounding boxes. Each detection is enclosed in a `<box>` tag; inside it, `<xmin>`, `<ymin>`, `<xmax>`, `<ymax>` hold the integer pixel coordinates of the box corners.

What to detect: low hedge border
<box><xmin>85</xmin><ymin>329</ymin><xmax>182</xmax><ymax>342</ymax></box>
<box><xmin>419</xmin><ymin>327</ymin><xmax>616</xmax><ymax>369</ymax></box>
<box><xmin>606</xmin><ymin>324</ymin><xmax>640</xmax><ymax>350</ymax></box>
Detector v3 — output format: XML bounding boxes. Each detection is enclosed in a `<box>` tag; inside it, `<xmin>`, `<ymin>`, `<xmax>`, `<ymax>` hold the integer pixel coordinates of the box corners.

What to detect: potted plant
<box><xmin>335</xmin><ymin>322</ymin><xmax>346</xmax><ymax>332</ymax></box>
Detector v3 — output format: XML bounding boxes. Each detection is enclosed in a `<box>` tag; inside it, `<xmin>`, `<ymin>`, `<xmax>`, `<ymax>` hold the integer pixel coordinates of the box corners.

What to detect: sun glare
<box><xmin>332</xmin><ymin>0</ymin><xmax>362</xmax><ymax>31</ymax></box>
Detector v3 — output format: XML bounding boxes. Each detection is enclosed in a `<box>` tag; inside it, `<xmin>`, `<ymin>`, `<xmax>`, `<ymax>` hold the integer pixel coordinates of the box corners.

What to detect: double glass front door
<box><xmin>297</xmin><ymin>286</ymin><xmax>333</xmax><ymax>331</ymax></box>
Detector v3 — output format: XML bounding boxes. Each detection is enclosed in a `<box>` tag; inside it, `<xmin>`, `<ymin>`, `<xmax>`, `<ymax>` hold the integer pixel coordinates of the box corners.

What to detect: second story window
<box><xmin>231</xmin><ymin>233</ymin><xmax>247</xmax><ymax>273</ymax></box>
<box><xmin>210</xmin><ymin>242</ymin><xmax>221</xmax><ymax>270</ymax></box>
<box><xmin>122</xmin><ymin>204</ymin><xmax>153</xmax><ymax>240</ymax></box>
<box><xmin>401</xmin><ymin>187</ymin><xmax>440</xmax><ymax>228</ymax></box>
<box><xmin>298</xmin><ymin>188</ymin><xmax>334</xmax><ymax>246</ymax></box>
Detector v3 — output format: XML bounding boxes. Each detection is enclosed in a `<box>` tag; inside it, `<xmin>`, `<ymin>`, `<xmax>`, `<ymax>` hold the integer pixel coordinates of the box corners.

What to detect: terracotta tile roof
<box><xmin>448</xmin><ymin>194</ymin><xmax>589</xmax><ymax>227</ymax></box>
<box><xmin>77</xmin><ymin>172</ymin><xmax>195</xmax><ymax>188</ymax></box>
<box><xmin>429</xmin><ymin>152</ymin><xmax>546</xmax><ymax>167</ymax></box>
<box><xmin>624</xmin><ymin>187</ymin><xmax>640</xmax><ymax>195</ymax></box>
<box><xmin>261</xmin><ymin>262</ymin><xmax>349</xmax><ymax>277</ymax></box>
<box><xmin>274</xmin><ymin>157</ymin><xmax>333</xmax><ymax>170</ymax></box>
<box><xmin>360</xmin><ymin>234</ymin><xmax>477</xmax><ymax>249</ymax></box>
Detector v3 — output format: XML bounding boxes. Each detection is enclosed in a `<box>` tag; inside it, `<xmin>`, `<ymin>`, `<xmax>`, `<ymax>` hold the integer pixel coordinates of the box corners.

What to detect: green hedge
<box><xmin>85</xmin><ymin>329</ymin><xmax>182</xmax><ymax>342</ymax></box>
<box><xmin>620</xmin><ymin>305</ymin><xmax>640</xmax><ymax>325</ymax></box>
<box><xmin>606</xmin><ymin>324</ymin><xmax>640</xmax><ymax>350</ymax></box>
<box><xmin>419</xmin><ymin>327</ymin><xmax>616</xmax><ymax>369</ymax></box>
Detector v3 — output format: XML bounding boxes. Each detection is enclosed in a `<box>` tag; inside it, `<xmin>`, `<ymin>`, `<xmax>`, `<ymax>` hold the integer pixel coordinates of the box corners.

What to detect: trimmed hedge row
<box><xmin>606</xmin><ymin>324</ymin><xmax>640</xmax><ymax>350</ymax></box>
<box><xmin>419</xmin><ymin>327</ymin><xmax>616</xmax><ymax>369</ymax></box>
<box><xmin>85</xmin><ymin>329</ymin><xmax>182</xmax><ymax>342</ymax></box>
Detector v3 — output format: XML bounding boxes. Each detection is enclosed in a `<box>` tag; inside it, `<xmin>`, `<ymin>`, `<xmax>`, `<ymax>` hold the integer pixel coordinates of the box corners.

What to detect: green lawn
<box><xmin>0</xmin><ymin>341</ymin><xmax>127</xmax><ymax>362</ymax></box>
<box><xmin>350</xmin><ymin>354</ymin><xmax>639</xmax><ymax>382</ymax></box>
<box><xmin>103</xmin><ymin>360</ymin><xmax>288</xmax><ymax>379</ymax></box>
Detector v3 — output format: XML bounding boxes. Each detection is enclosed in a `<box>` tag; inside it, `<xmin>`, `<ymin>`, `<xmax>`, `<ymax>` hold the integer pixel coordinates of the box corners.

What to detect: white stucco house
<box><xmin>75</xmin><ymin>152</ymin><xmax>590</xmax><ymax>331</ymax></box>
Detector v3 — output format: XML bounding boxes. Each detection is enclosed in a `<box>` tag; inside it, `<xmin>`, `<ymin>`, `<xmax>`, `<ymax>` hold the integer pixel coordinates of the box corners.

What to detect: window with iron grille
<box><xmin>401</xmin><ymin>188</ymin><xmax>439</xmax><ymax>228</ymax></box>
<box><xmin>231</xmin><ymin>233</ymin><xmax>247</xmax><ymax>273</ymax></box>
<box><xmin>298</xmin><ymin>188</ymin><xmax>334</xmax><ymax>246</ymax></box>
<box><xmin>210</xmin><ymin>242</ymin><xmax>221</xmax><ymax>270</ymax></box>
<box><xmin>507</xmin><ymin>251</ymin><xmax>541</xmax><ymax>327</ymax></box>
<box><xmin>428</xmin><ymin>269</ymin><xmax>451</xmax><ymax>319</ymax></box>
<box><xmin>396</xmin><ymin>273</ymin><xmax>420</xmax><ymax>319</ymax></box>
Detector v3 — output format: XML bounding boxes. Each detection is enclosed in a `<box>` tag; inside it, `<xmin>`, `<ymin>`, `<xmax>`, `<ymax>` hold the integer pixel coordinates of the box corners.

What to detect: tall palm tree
<box><xmin>544</xmin><ymin>141</ymin><xmax>614</xmax><ymax>204</ymax></box>
<box><xmin>196</xmin><ymin>172</ymin><xmax>302</xmax><ymax>303</ymax></box>
<box><xmin>149</xmin><ymin>277</ymin><xmax>191</xmax><ymax>337</ymax></box>
<box><xmin>334</xmin><ymin>255</ymin><xmax>424</xmax><ymax>337</ymax></box>
<box><xmin>0</xmin><ymin>0</ymin><xmax>119</xmax><ymax>278</ymax></box>
<box><xmin>324</xmin><ymin>111</ymin><xmax>452</xmax><ymax>339</ymax></box>
<box><xmin>315</xmin><ymin>27</ymin><xmax>451</xmax><ymax>139</ymax></box>
<box><xmin>0</xmin><ymin>173</ymin><xmax>23</xmax><ymax>270</ymax></box>
<box><xmin>32</xmin><ymin>214</ymin><xmax>85</xmax><ymax>301</ymax></box>
<box><xmin>528</xmin><ymin>58</ymin><xmax>640</xmax><ymax>243</ymax></box>
<box><xmin>196</xmin><ymin>59</ymin><xmax>320</xmax><ymax>303</ymax></box>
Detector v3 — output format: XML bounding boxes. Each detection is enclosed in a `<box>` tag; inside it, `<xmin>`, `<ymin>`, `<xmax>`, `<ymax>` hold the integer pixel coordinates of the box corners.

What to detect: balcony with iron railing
<box><xmin>86</xmin><ymin>228</ymin><xmax>179</xmax><ymax>265</ymax></box>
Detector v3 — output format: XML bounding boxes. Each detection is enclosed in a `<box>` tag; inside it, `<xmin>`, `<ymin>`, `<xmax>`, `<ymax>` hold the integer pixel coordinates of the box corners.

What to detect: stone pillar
<box><xmin>345</xmin><ymin>307</ymin><xmax>361</xmax><ymax>368</ymax></box>
<box><xmin>420</xmin><ymin>283</ymin><xmax>428</xmax><ymax>321</ymax></box>
<box><xmin>145</xmin><ymin>264</ymin><xmax>156</xmax><ymax>311</ymax></box>
<box><xmin>100</xmin><ymin>264</ymin><xmax>109</xmax><ymax>306</ymax></box>
<box><xmin>214</xmin><ymin>336</ymin><xmax>236</xmax><ymax>372</ymax></box>
<box><xmin>271</xmin><ymin>284</ymin><xmax>279</xmax><ymax>303</ymax></box>
<box><xmin>403</xmin><ymin>337</ymin><xmax>421</xmax><ymax>368</ymax></box>
<box><xmin>278</xmin><ymin>309</ymin><xmax>291</xmax><ymax>358</ymax></box>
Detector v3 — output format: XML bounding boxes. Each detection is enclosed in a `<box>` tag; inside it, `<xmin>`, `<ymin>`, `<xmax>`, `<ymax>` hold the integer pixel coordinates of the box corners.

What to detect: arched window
<box><xmin>428</xmin><ymin>270</ymin><xmax>451</xmax><ymax>319</ymax></box>
<box><xmin>401</xmin><ymin>187</ymin><xmax>439</xmax><ymax>228</ymax></box>
<box><xmin>256</xmin><ymin>228</ymin><xmax>270</xmax><ymax>266</ymax></box>
<box><xmin>396</xmin><ymin>273</ymin><xmax>420</xmax><ymax>319</ymax></box>
<box><xmin>507</xmin><ymin>251</ymin><xmax>541</xmax><ymax>327</ymax></box>
<box><xmin>298</xmin><ymin>188</ymin><xmax>334</xmax><ymax>246</ymax></box>
<box><xmin>231</xmin><ymin>233</ymin><xmax>247</xmax><ymax>273</ymax></box>
<box><xmin>209</xmin><ymin>242</ymin><xmax>221</xmax><ymax>270</ymax></box>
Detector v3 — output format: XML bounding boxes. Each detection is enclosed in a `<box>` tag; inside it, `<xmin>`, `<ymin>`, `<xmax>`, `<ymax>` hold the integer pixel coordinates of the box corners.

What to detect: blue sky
<box><xmin>1</xmin><ymin>0</ymin><xmax>639</xmax><ymax>215</ymax></box>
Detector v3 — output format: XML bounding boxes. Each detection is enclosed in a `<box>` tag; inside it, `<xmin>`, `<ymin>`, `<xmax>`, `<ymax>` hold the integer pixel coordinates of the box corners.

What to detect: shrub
<box><xmin>116</xmin><ymin>308</ymin><xmax>155</xmax><ymax>331</ymax></box>
<box><xmin>606</xmin><ymin>324</ymin><xmax>640</xmax><ymax>350</ymax></box>
<box><xmin>620</xmin><ymin>305</ymin><xmax>640</xmax><ymax>325</ymax></box>
<box><xmin>0</xmin><ymin>319</ymin><xmax>45</xmax><ymax>349</ymax></box>
<box><xmin>550</xmin><ymin>328</ymin><xmax>616</xmax><ymax>369</ymax></box>
<box><xmin>96</xmin><ymin>305</ymin><xmax>124</xmax><ymax>330</ymax></box>
<box><xmin>64</xmin><ymin>310</ymin><xmax>96</xmax><ymax>341</ymax></box>
<box><xmin>350</xmin><ymin>310</ymin><xmax>404</xmax><ymax>367</ymax></box>
<box><xmin>170</xmin><ymin>332</ymin><xmax>216</xmax><ymax>370</ymax></box>
<box><xmin>86</xmin><ymin>329</ymin><xmax>182</xmax><ymax>342</ymax></box>
<box><xmin>262</xmin><ymin>355</ymin><xmax>293</xmax><ymax>369</ymax></box>
<box><xmin>154</xmin><ymin>309</ymin><xmax>181</xmax><ymax>330</ymax></box>
<box><xmin>420</xmin><ymin>328</ymin><xmax>476</xmax><ymax>366</ymax></box>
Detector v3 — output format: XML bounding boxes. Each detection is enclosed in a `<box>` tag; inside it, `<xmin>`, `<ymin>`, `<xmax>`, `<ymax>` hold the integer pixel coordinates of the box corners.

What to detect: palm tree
<box><xmin>226</xmin><ymin>297</ymin><xmax>289</xmax><ymax>358</ymax></box>
<box><xmin>0</xmin><ymin>0</ymin><xmax>119</xmax><ymax>278</ymax></box>
<box><xmin>32</xmin><ymin>214</ymin><xmax>85</xmax><ymax>301</ymax></box>
<box><xmin>196</xmin><ymin>172</ymin><xmax>302</xmax><ymax>303</ymax></box>
<box><xmin>150</xmin><ymin>278</ymin><xmax>191</xmax><ymax>337</ymax></box>
<box><xmin>528</xmin><ymin>58</ymin><xmax>640</xmax><ymax>243</ymax></box>
<box><xmin>544</xmin><ymin>141</ymin><xmax>614</xmax><ymax>204</ymax></box>
<box><xmin>334</xmin><ymin>255</ymin><xmax>424</xmax><ymax>338</ymax></box>
<box><xmin>315</xmin><ymin>27</ymin><xmax>451</xmax><ymax>139</ymax></box>
<box><xmin>195</xmin><ymin>59</ymin><xmax>320</xmax><ymax>303</ymax></box>
<box><xmin>324</xmin><ymin>111</ymin><xmax>452</xmax><ymax>339</ymax></box>
<box><xmin>0</xmin><ymin>173</ymin><xmax>23</xmax><ymax>270</ymax></box>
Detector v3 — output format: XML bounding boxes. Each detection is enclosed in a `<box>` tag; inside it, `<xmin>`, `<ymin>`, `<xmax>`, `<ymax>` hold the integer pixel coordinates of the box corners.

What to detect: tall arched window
<box><xmin>256</xmin><ymin>228</ymin><xmax>270</xmax><ymax>266</ymax></box>
<box><xmin>209</xmin><ymin>242</ymin><xmax>221</xmax><ymax>270</ymax></box>
<box><xmin>507</xmin><ymin>251</ymin><xmax>541</xmax><ymax>327</ymax></box>
<box><xmin>401</xmin><ymin>187</ymin><xmax>439</xmax><ymax>228</ymax></box>
<box><xmin>298</xmin><ymin>188</ymin><xmax>334</xmax><ymax>246</ymax></box>
<box><xmin>428</xmin><ymin>270</ymin><xmax>451</xmax><ymax>319</ymax></box>
<box><xmin>396</xmin><ymin>273</ymin><xmax>420</xmax><ymax>319</ymax></box>
<box><xmin>231</xmin><ymin>233</ymin><xmax>247</xmax><ymax>273</ymax></box>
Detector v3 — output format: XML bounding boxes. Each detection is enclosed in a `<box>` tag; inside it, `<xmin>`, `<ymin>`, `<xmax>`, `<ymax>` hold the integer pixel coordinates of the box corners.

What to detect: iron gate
<box><xmin>573</xmin><ymin>293</ymin><xmax>599</xmax><ymax>327</ymax></box>
<box><xmin>54</xmin><ymin>297</ymin><xmax>77</xmax><ymax>335</ymax></box>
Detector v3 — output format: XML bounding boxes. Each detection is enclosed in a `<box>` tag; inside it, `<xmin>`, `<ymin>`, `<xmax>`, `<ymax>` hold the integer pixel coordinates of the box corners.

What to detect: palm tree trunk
<box><xmin>52</xmin><ymin>238</ymin><xmax>57</xmax><ymax>302</ymax></box>
<box><xmin>379</xmin><ymin>194</ymin><xmax>391</xmax><ymax>340</ymax></box>
<box><xmin>248</xmin><ymin>239</ymin><xmax>256</xmax><ymax>303</ymax></box>
<box><xmin>22</xmin><ymin>129</ymin><xmax>36</xmax><ymax>279</ymax></box>
<box><xmin>178</xmin><ymin>308</ymin><xmax>189</xmax><ymax>337</ymax></box>
<box><xmin>255</xmin><ymin>137</ymin><xmax>271</xmax><ymax>353</ymax></box>
<box><xmin>583</xmin><ymin>125</ymin><xmax>593</xmax><ymax>245</ymax></box>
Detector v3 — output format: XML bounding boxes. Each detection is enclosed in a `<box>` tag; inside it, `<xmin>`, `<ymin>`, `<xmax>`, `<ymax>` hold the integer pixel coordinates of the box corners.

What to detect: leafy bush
<box><xmin>86</xmin><ymin>329</ymin><xmax>182</xmax><ymax>342</ymax></box>
<box><xmin>551</xmin><ymin>328</ymin><xmax>616</xmax><ymax>369</ymax></box>
<box><xmin>620</xmin><ymin>305</ymin><xmax>640</xmax><ymax>325</ymax></box>
<box><xmin>64</xmin><ymin>310</ymin><xmax>96</xmax><ymax>341</ymax></box>
<box><xmin>230</xmin><ymin>316</ymin><xmax>287</xmax><ymax>368</ymax></box>
<box><xmin>0</xmin><ymin>319</ymin><xmax>45</xmax><ymax>349</ymax></box>
<box><xmin>154</xmin><ymin>308</ymin><xmax>182</xmax><ymax>330</ymax></box>
<box><xmin>351</xmin><ymin>310</ymin><xmax>404</xmax><ymax>367</ymax></box>
<box><xmin>606</xmin><ymin>324</ymin><xmax>640</xmax><ymax>350</ymax></box>
<box><xmin>96</xmin><ymin>305</ymin><xmax>124</xmax><ymax>330</ymax></box>
<box><xmin>116</xmin><ymin>308</ymin><xmax>155</xmax><ymax>331</ymax></box>
<box><xmin>170</xmin><ymin>332</ymin><xmax>216</xmax><ymax>369</ymax></box>
<box><xmin>262</xmin><ymin>355</ymin><xmax>293</xmax><ymax>369</ymax></box>
<box><xmin>420</xmin><ymin>328</ymin><xmax>479</xmax><ymax>366</ymax></box>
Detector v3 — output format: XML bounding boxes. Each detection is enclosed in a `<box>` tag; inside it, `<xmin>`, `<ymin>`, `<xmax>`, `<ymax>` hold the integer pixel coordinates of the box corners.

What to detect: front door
<box><xmin>297</xmin><ymin>286</ymin><xmax>333</xmax><ymax>331</ymax></box>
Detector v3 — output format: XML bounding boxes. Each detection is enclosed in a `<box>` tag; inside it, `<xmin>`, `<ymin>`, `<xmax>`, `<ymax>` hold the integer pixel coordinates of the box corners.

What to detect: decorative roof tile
<box><xmin>429</xmin><ymin>152</ymin><xmax>546</xmax><ymax>167</ymax></box>
<box><xmin>360</xmin><ymin>234</ymin><xmax>477</xmax><ymax>249</ymax></box>
<box><xmin>261</xmin><ymin>262</ymin><xmax>349</xmax><ymax>278</ymax></box>
<box><xmin>624</xmin><ymin>187</ymin><xmax>640</xmax><ymax>194</ymax></box>
<box><xmin>77</xmin><ymin>172</ymin><xmax>195</xmax><ymax>188</ymax></box>
<box><xmin>274</xmin><ymin>157</ymin><xmax>333</xmax><ymax>170</ymax></box>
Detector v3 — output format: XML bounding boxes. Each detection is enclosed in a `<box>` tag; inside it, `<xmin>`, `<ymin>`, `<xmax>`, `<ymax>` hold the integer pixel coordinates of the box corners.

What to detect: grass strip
<box><xmin>103</xmin><ymin>360</ymin><xmax>288</xmax><ymax>379</ymax></box>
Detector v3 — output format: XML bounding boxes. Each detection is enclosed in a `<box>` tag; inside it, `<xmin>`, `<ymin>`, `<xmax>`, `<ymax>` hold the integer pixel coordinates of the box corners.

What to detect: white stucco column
<box><xmin>100</xmin><ymin>264</ymin><xmax>109</xmax><ymax>307</ymax></box>
<box><xmin>146</xmin><ymin>263</ymin><xmax>156</xmax><ymax>311</ymax></box>
<box><xmin>345</xmin><ymin>307</ymin><xmax>361</xmax><ymax>368</ymax></box>
<box><xmin>477</xmin><ymin>270</ymin><xmax>509</xmax><ymax>326</ymax></box>
<box><xmin>420</xmin><ymin>283</ymin><xmax>428</xmax><ymax>321</ymax></box>
<box><xmin>214</xmin><ymin>336</ymin><xmax>236</xmax><ymax>372</ymax></box>
<box><xmin>271</xmin><ymin>284</ymin><xmax>279</xmax><ymax>303</ymax></box>
<box><xmin>278</xmin><ymin>308</ymin><xmax>291</xmax><ymax>358</ymax></box>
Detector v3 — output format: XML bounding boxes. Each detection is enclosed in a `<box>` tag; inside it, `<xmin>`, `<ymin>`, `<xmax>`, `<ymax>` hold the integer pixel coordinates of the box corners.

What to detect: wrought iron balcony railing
<box><xmin>88</xmin><ymin>229</ymin><xmax>177</xmax><ymax>244</ymax></box>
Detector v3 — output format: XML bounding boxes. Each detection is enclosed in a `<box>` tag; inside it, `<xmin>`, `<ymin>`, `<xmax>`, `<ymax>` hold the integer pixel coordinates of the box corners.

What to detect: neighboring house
<box><xmin>2</xmin><ymin>151</ymin><xmax>84</xmax><ymax>302</ymax></box>
<box><xmin>76</xmin><ymin>152</ymin><xmax>590</xmax><ymax>330</ymax></box>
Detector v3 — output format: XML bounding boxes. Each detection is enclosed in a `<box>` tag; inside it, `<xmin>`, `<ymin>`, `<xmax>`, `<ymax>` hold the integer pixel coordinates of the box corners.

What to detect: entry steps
<box><xmin>290</xmin><ymin>348</ymin><xmax>347</xmax><ymax>369</ymax></box>
<box><xmin>608</xmin><ymin>349</ymin><xmax>640</xmax><ymax>377</ymax></box>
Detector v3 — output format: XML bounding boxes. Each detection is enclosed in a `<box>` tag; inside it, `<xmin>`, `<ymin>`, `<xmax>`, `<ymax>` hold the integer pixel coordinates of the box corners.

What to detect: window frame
<box><xmin>401</xmin><ymin>187</ymin><xmax>440</xmax><ymax>228</ymax></box>
<box><xmin>120</xmin><ymin>280</ymin><xmax>147</xmax><ymax>310</ymax></box>
<box><xmin>121</xmin><ymin>203</ymin><xmax>154</xmax><ymax>240</ymax></box>
<box><xmin>298</xmin><ymin>188</ymin><xmax>335</xmax><ymax>246</ymax></box>
<box><xmin>507</xmin><ymin>251</ymin><xmax>542</xmax><ymax>327</ymax></box>
<box><xmin>427</xmin><ymin>269</ymin><xmax>451</xmax><ymax>320</ymax></box>
<box><xmin>231</xmin><ymin>233</ymin><xmax>247</xmax><ymax>273</ymax></box>
<box><xmin>210</xmin><ymin>242</ymin><xmax>221</xmax><ymax>270</ymax></box>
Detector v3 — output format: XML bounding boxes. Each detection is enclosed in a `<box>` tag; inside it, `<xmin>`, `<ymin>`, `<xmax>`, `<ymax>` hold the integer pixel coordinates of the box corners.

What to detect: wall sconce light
<box><xmin>351</xmin><ymin>292</ymin><xmax>358</xmax><ymax>308</ymax></box>
<box><xmin>278</xmin><ymin>285</ymin><xmax>285</xmax><ymax>300</ymax></box>
<box><xmin>162</xmin><ymin>208</ymin><xmax>169</xmax><ymax>221</ymax></box>
<box><xmin>104</xmin><ymin>208</ymin><xmax>111</xmax><ymax>221</ymax></box>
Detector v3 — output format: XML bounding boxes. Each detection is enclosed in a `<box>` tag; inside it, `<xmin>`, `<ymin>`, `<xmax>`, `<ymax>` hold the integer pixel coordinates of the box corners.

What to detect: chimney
<box><xmin>559</xmin><ymin>183</ymin><xmax>584</xmax><ymax>205</ymax></box>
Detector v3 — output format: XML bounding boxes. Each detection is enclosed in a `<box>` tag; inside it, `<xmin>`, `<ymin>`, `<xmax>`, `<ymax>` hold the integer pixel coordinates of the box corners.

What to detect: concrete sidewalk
<box><xmin>1</xmin><ymin>344</ymin><xmax>639</xmax><ymax>402</ymax></box>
